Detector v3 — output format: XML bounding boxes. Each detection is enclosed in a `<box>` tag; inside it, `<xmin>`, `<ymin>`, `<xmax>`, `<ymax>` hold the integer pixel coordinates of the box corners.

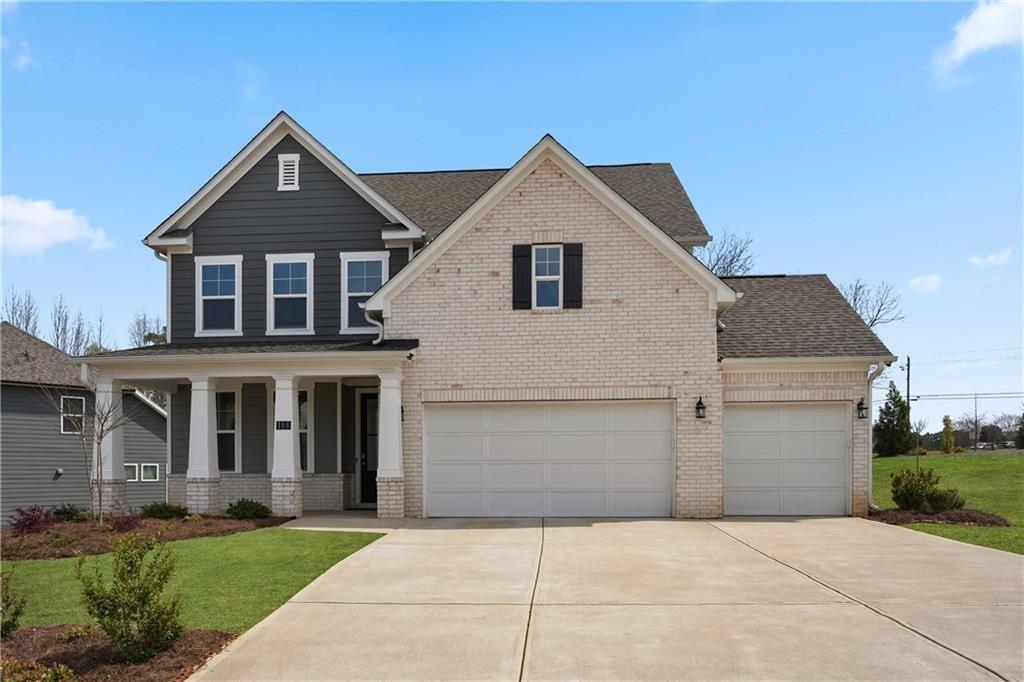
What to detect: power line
<box><xmin>915</xmin><ymin>346</ymin><xmax>1021</xmax><ymax>357</ymax></box>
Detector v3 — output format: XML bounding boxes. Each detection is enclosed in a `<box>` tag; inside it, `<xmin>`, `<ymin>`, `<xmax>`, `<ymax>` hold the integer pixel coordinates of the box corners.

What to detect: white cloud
<box><xmin>233</xmin><ymin>60</ymin><xmax>265</xmax><ymax>101</ymax></box>
<box><xmin>1</xmin><ymin>195</ymin><xmax>112</xmax><ymax>254</ymax></box>
<box><xmin>935</xmin><ymin>1</ymin><xmax>1024</xmax><ymax>71</ymax></box>
<box><xmin>969</xmin><ymin>248</ymin><xmax>1013</xmax><ymax>268</ymax></box>
<box><xmin>909</xmin><ymin>274</ymin><xmax>942</xmax><ymax>293</ymax></box>
<box><xmin>11</xmin><ymin>40</ymin><xmax>33</xmax><ymax>70</ymax></box>
<box><xmin>1</xmin><ymin>1</ymin><xmax>19</xmax><ymax>15</ymax></box>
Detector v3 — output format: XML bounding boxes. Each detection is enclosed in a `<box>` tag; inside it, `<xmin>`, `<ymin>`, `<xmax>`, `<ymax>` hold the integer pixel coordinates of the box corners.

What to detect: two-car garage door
<box><xmin>424</xmin><ymin>401</ymin><xmax>674</xmax><ymax>517</ymax></box>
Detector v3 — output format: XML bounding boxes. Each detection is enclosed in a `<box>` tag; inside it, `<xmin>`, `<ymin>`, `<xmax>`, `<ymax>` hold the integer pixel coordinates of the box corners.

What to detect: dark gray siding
<box><xmin>169</xmin><ymin>135</ymin><xmax>410</xmax><ymax>342</ymax></box>
<box><xmin>241</xmin><ymin>383</ymin><xmax>267</xmax><ymax>473</ymax></box>
<box><xmin>122</xmin><ymin>393</ymin><xmax>168</xmax><ymax>509</ymax></box>
<box><xmin>313</xmin><ymin>382</ymin><xmax>337</xmax><ymax>473</ymax></box>
<box><xmin>340</xmin><ymin>384</ymin><xmax>355</xmax><ymax>474</ymax></box>
<box><xmin>170</xmin><ymin>385</ymin><xmax>190</xmax><ymax>475</ymax></box>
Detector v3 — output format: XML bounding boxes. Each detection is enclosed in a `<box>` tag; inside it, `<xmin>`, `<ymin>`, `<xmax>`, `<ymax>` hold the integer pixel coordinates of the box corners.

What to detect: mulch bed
<box><xmin>2</xmin><ymin>625</ymin><xmax>235</xmax><ymax>681</ymax></box>
<box><xmin>1</xmin><ymin>517</ymin><xmax>288</xmax><ymax>560</ymax></box>
<box><xmin>870</xmin><ymin>508</ymin><xmax>1011</xmax><ymax>527</ymax></box>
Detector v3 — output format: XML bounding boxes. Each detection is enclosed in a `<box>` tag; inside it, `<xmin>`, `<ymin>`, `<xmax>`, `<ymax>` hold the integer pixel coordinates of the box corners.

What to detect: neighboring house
<box><xmin>0</xmin><ymin>322</ymin><xmax>167</xmax><ymax>521</ymax></box>
<box><xmin>81</xmin><ymin>112</ymin><xmax>894</xmax><ymax>520</ymax></box>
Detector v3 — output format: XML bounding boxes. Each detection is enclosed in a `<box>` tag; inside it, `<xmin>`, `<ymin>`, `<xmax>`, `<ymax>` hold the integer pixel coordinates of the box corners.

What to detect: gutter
<box><xmin>362</xmin><ymin>303</ymin><xmax>386</xmax><ymax>345</ymax></box>
<box><xmin>866</xmin><ymin>358</ymin><xmax>895</xmax><ymax>512</ymax></box>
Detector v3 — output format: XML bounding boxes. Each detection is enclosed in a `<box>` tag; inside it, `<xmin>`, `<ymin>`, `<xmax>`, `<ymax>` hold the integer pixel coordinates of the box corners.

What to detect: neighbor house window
<box><xmin>298</xmin><ymin>390</ymin><xmax>310</xmax><ymax>472</ymax></box>
<box><xmin>60</xmin><ymin>396</ymin><xmax>85</xmax><ymax>434</ymax></box>
<box><xmin>266</xmin><ymin>253</ymin><xmax>315</xmax><ymax>335</ymax></box>
<box><xmin>215</xmin><ymin>391</ymin><xmax>239</xmax><ymax>472</ymax></box>
<box><xmin>140</xmin><ymin>464</ymin><xmax>159</xmax><ymax>482</ymax></box>
<box><xmin>532</xmin><ymin>245</ymin><xmax>562</xmax><ymax>309</ymax></box>
<box><xmin>195</xmin><ymin>255</ymin><xmax>243</xmax><ymax>336</ymax></box>
<box><xmin>124</xmin><ymin>463</ymin><xmax>138</xmax><ymax>482</ymax></box>
<box><xmin>340</xmin><ymin>251</ymin><xmax>390</xmax><ymax>333</ymax></box>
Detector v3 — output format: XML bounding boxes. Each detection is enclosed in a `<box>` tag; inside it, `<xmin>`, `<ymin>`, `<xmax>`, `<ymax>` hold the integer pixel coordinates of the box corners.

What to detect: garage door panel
<box><xmin>487</xmin><ymin>463</ymin><xmax>545</xmax><ymax>487</ymax></box>
<box><xmin>725</xmin><ymin>460</ymin><xmax>781</xmax><ymax>487</ymax></box>
<box><xmin>609</xmin><ymin>402</ymin><xmax>673</xmax><ymax>431</ymax></box>
<box><xmin>549</xmin><ymin>433</ymin><xmax>607</xmax><ymax>459</ymax></box>
<box><xmin>429</xmin><ymin>491</ymin><xmax>484</xmax><ymax>516</ymax></box>
<box><xmin>426</xmin><ymin>434</ymin><xmax>485</xmax><ymax>461</ymax></box>
<box><xmin>547</xmin><ymin>403</ymin><xmax>607</xmax><ymax>430</ymax></box>
<box><xmin>611</xmin><ymin>491</ymin><xmax>673</xmax><ymax>516</ymax></box>
<box><xmin>724</xmin><ymin>406</ymin><xmax>783</xmax><ymax>432</ymax></box>
<box><xmin>783</xmin><ymin>461</ymin><xmax>846</xmax><ymax>488</ymax></box>
<box><xmin>489</xmin><ymin>434</ymin><xmax>547</xmax><ymax>460</ymax></box>
<box><xmin>724</xmin><ymin>433</ymin><xmax>783</xmax><ymax>460</ymax></box>
<box><xmin>428</xmin><ymin>406</ymin><xmax>485</xmax><ymax>433</ymax></box>
<box><xmin>550</xmin><ymin>491</ymin><xmax>607</xmax><ymax>516</ymax></box>
<box><xmin>784</xmin><ymin>433</ymin><xmax>847</xmax><ymax>460</ymax></box>
<box><xmin>609</xmin><ymin>460</ymin><xmax>674</xmax><ymax>488</ymax></box>
<box><xmin>782</xmin><ymin>490</ymin><xmax>846</xmax><ymax>515</ymax></box>
<box><xmin>725</xmin><ymin>489</ymin><xmax>782</xmax><ymax>515</ymax></box>
<box><xmin>486</xmin><ymin>405</ymin><xmax>546</xmax><ymax>431</ymax></box>
<box><xmin>428</xmin><ymin>463</ymin><xmax>483</xmax><ymax>489</ymax></box>
<box><xmin>785</xmin><ymin>405</ymin><xmax>847</xmax><ymax>431</ymax></box>
<box><xmin>550</xmin><ymin>462</ymin><xmax>606</xmax><ymax>487</ymax></box>
<box><xmin>487</xmin><ymin>491</ymin><xmax>545</xmax><ymax>516</ymax></box>
<box><xmin>609</xmin><ymin>432</ymin><xmax>672</xmax><ymax>460</ymax></box>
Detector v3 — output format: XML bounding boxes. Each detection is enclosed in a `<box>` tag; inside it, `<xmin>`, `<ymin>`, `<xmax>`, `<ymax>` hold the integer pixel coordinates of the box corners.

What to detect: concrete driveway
<box><xmin>193</xmin><ymin>517</ymin><xmax>1023</xmax><ymax>681</ymax></box>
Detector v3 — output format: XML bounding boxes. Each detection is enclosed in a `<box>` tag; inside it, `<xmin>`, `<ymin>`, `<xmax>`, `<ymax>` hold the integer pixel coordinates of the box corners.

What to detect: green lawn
<box><xmin>872</xmin><ymin>453</ymin><xmax>1024</xmax><ymax>555</ymax></box>
<box><xmin>2</xmin><ymin>527</ymin><xmax>380</xmax><ymax>633</ymax></box>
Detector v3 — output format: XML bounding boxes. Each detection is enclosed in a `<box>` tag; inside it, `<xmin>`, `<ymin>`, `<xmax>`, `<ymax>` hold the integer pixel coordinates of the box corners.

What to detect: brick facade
<box><xmin>271</xmin><ymin>478</ymin><xmax>303</xmax><ymax>517</ymax></box>
<box><xmin>376</xmin><ymin>477</ymin><xmax>405</xmax><ymax>518</ymax></box>
<box><xmin>169</xmin><ymin>473</ymin><xmax>345</xmax><ymax>514</ymax></box>
<box><xmin>91</xmin><ymin>479</ymin><xmax>127</xmax><ymax>513</ymax></box>
<box><xmin>302</xmin><ymin>473</ymin><xmax>346</xmax><ymax>511</ymax></box>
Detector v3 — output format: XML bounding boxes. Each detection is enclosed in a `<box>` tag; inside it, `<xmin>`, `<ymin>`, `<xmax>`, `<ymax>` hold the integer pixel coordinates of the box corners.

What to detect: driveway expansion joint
<box><xmin>518</xmin><ymin>517</ymin><xmax>544</xmax><ymax>682</ymax></box>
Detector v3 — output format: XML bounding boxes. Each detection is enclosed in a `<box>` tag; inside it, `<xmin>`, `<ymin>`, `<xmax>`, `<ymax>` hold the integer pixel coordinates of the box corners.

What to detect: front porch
<box><xmin>80</xmin><ymin>341</ymin><xmax>416</xmax><ymax>518</ymax></box>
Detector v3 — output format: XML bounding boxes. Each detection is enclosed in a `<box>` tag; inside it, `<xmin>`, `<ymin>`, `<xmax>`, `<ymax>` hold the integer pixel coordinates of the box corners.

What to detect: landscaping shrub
<box><xmin>7</xmin><ymin>506</ymin><xmax>56</xmax><ymax>535</ymax></box>
<box><xmin>105</xmin><ymin>512</ymin><xmax>141</xmax><ymax>533</ymax></box>
<box><xmin>52</xmin><ymin>503</ymin><xmax>85</xmax><ymax>523</ymax></box>
<box><xmin>141</xmin><ymin>502</ymin><xmax>189</xmax><ymax>520</ymax></box>
<box><xmin>915</xmin><ymin>447</ymin><xmax>928</xmax><ymax>457</ymax></box>
<box><xmin>1</xmin><ymin>566</ymin><xmax>27</xmax><ymax>637</ymax></box>
<box><xmin>925</xmin><ymin>487</ymin><xmax>966</xmax><ymax>513</ymax></box>
<box><xmin>183</xmin><ymin>513</ymin><xmax>202</xmax><ymax>522</ymax></box>
<box><xmin>225</xmin><ymin>498</ymin><xmax>271</xmax><ymax>520</ymax></box>
<box><xmin>57</xmin><ymin>624</ymin><xmax>93</xmax><ymax>642</ymax></box>
<box><xmin>0</xmin><ymin>654</ymin><xmax>75</xmax><ymax>682</ymax></box>
<box><xmin>75</xmin><ymin>532</ymin><xmax>183</xmax><ymax>663</ymax></box>
<box><xmin>953</xmin><ymin>446</ymin><xmax>966</xmax><ymax>453</ymax></box>
<box><xmin>890</xmin><ymin>468</ymin><xmax>966</xmax><ymax>513</ymax></box>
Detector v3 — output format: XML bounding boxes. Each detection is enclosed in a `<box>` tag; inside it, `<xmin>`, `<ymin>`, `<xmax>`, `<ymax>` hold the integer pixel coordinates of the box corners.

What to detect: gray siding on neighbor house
<box><xmin>241</xmin><ymin>383</ymin><xmax>267</xmax><ymax>473</ymax></box>
<box><xmin>0</xmin><ymin>385</ymin><xmax>167</xmax><ymax>522</ymax></box>
<box><xmin>313</xmin><ymin>382</ymin><xmax>337</xmax><ymax>473</ymax></box>
<box><xmin>170</xmin><ymin>385</ymin><xmax>190</xmax><ymax>475</ymax></box>
<box><xmin>169</xmin><ymin>135</ymin><xmax>410</xmax><ymax>343</ymax></box>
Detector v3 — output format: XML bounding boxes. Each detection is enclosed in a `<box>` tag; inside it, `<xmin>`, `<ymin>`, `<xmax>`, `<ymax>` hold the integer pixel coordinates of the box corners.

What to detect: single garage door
<box><xmin>424</xmin><ymin>401</ymin><xmax>674</xmax><ymax>517</ymax></box>
<box><xmin>724</xmin><ymin>403</ymin><xmax>850</xmax><ymax>515</ymax></box>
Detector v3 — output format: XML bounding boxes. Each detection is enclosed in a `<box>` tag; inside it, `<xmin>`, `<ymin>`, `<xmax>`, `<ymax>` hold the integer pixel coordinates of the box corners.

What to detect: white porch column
<box><xmin>271</xmin><ymin>374</ymin><xmax>303</xmax><ymax>516</ymax></box>
<box><xmin>186</xmin><ymin>376</ymin><xmax>221</xmax><ymax>514</ymax></box>
<box><xmin>93</xmin><ymin>379</ymin><xmax>126</xmax><ymax>512</ymax></box>
<box><xmin>376</xmin><ymin>373</ymin><xmax>404</xmax><ymax>519</ymax></box>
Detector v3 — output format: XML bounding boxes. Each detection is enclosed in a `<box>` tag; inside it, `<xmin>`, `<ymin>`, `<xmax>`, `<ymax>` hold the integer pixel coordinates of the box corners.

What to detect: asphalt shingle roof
<box><xmin>1</xmin><ymin>322</ymin><xmax>88</xmax><ymax>388</ymax></box>
<box><xmin>85</xmin><ymin>338</ymin><xmax>419</xmax><ymax>359</ymax></box>
<box><xmin>718</xmin><ymin>275</ymin><xmax>894</xmax><ymax>359</ymax></box>
<box><xmin>361</xmin><ymin>163</ymin><xmax>708</xmax><ymax>244</ymax></box>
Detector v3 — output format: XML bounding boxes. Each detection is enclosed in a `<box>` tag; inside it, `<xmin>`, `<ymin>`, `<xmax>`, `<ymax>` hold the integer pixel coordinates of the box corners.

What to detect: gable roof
<box><xmin>1</xmin><ymin>321</ymin><xmax>88</xmax><ymax>388</ymax></box>
<box><xmin>361</xmin><ymin>163</ymin><xmax>709</xmax><ymax>244</ymax></box>
<box><xmin>144</xmin><ymin>111</ymin><xmax>424</xmax><ymax>248</ymax></box>
<box><xmin>718</xmin><ymin>275</ymin><xmax>895</xmax><ymax>360</ymax></box>
<box><xmin>366</xmin><ymin>135</ymin><xmax>735</xmax><ymax>317</ymax></box>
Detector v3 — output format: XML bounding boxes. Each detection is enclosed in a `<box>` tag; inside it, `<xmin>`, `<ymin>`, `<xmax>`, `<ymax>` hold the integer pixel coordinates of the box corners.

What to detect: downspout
<box><xmin>362</xmin><ymin>304</ymin><xmax>385</xmax><ymax>345</ymax></box>
<box><xmin>866</xmin><ymin>359</ymin><xmax>893</xmax><ymax>512</ymax></box>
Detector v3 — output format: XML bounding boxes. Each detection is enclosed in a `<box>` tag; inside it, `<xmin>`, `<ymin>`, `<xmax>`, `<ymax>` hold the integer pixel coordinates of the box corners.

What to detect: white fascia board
<box><xmin>128</xmin><ymin>388</ymin><xmax>168</xmax><ymax>418</ymax></box>
<box><xmin>720</xmin><ymin>355</ymin><xmax>898</xmax><ymax>373</ymax></box>
<box><xmin>365</xmin><ymin>135</ymin><xmax>735</xmax><ymax>317</ymax></box>
<box><xmin>144</xmin><ymin>112</ymin><xmax>423</xmax><ymax>247</ymax></box>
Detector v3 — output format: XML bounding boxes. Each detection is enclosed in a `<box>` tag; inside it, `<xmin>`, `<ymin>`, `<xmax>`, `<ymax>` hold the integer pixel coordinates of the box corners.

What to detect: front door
<box><xmin>359</xmin><ymin>392</ymin><xmax>379</xmax><ymax>505</ymax></box>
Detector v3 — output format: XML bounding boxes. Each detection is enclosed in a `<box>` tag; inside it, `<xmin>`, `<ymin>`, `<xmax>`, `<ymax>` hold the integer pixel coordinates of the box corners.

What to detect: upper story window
<box><xmin>265</xmin><ymin>253</ymin><xmax>315</xmax><ymax>335</ymax></box>
<box><xmin>340</xmin><ymin>251</ymin><xmax>390</xmax><ymax>333</ymax></box>
<box><xmin>195</xmin><ymin>255</ymin><xmax>243</xmax><ymax>337</ymax></box>
<box><xmin>60</xmin><ymin>395</ymin><xmax>85</xmax><ymax>434</ymax></box>
<box><xmin>532</xmin><ymin>245</ymin><xmax>562</xmax><ymax>309</ymax></box>
<box><xmin>278</xmin><ymin>153</ymin><xmax>300</xmax><ymax>191</ymax></box>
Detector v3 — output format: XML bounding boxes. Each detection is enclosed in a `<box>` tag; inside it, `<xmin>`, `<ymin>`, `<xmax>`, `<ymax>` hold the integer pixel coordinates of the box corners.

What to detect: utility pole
<box><xmin>906</xmin><ymin>356</ymin><xmax>911</xmax><ymax>423</ymax></box>
<box><xmin>974</xmin><ymin>393</ymin><xmax>979</xmax><ymax>449</ymax></box>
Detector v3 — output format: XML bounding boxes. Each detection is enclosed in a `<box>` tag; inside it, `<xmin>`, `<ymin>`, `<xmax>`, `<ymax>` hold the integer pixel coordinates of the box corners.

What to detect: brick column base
<box><xmin>91</xmin><ymin>480</ymin><xmax>127</xmax><ymax>513</ymax></box>
<box><xmin>186</xmin><ymin>477</ymin><xmax>221</xmax><ymax>515</ymax></box>
<box><xmin>271</xmin><ymin>478</ymin><xmax>303</xmax><ymax>517</ymax></box>
<box><xmin>376</xmin><ymin>477</ymin><xmax>404</xmax><ymax>519</ymax></box>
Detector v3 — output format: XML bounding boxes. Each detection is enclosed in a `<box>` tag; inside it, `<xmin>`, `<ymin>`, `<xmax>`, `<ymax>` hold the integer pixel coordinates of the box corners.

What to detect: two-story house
<box><xmin>82</xmin><ymin>112</ymin><xmax>894</xmax><ymax>520</ymax></box>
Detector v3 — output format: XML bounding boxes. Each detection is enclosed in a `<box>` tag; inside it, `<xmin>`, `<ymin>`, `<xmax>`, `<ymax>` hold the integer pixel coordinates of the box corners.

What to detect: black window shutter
<box><xmin>512</xmin><ymin>245</ymin><xmax>531</xmax><ymax>309</ymax></box>
<box><xmin>563</xmin><ymin>243</ymin><xmax>583</xmax><ymax>308</ymax></box>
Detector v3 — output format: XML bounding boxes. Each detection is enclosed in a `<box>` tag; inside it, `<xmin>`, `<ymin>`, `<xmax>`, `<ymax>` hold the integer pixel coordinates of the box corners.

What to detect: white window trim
<box><xmin>340</xmin><ymin>251</ymin><xmax>390</xmax><ymax>334</ymax></box>
<box><xmin>140</xmin><ymin>463</ymin><xmax>160</xmax><ymax>482</ymax></box>
<box><xmin>215</xmin><ymin>389</ymin><xmax>242</xmax><ymax>473</ymax></box>
<box><xmin>278</xmin><ymin>153</ymin><xmax>300</xmax><ymax>192</ymax></box>
<box><xmin>531</xmin><ymin>244</ymin><xmax>563</xmax><ymax>310</ymax></box>
<box><xmin>195</xmin><ymin>255</ymin><xmax>243</xmax><ymax>337</ymax></box>
<box><xmin>265</xmin><ymin>253</ymin><xmax>315</xmax><ymax>335</ymax></box>
<box><xmin>60</xmin><ymin>395</ymin><xmax>86</xmax><ymax>435</ymax></box>
<box><xmin>124</xmin><ymin>463</ymin><xmax>139</xmax><ymax>482</ymax></box>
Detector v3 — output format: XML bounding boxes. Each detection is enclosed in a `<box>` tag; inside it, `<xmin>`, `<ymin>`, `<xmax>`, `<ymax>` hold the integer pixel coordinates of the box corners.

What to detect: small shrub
<box><xmin>53</xmin><ymin>503</ymin><xmax>84</xmax><ymax>523</ymax></box>
<box><xmin>44</xmin><ymin>532</ymin><xmax>75</xmax><ymax>549</ymax></box>
<box><xmin>105</xmin><ymin>513</ymin><xmax>141</xmax><ymax>533</ymax></box>
<box><xmin>75</xmin><ymin>532</ymin><xmax>183</xmax><ymax>663</ymax></box>
<box><xmin>183</xmin><ymin>513</ymin><xmax>203</xmax><ymax>522</ymax></box>
<box><xmin>0</xmin><ymin>655</ymin><xmax>75</xmax><ymax>682</ymax></box>
<box><xmin>915</xmin><ymin>447</ymin><xmax>928</xmax><ymax>457</ymax></box>
<box><xmin>8</xmin><ymin>506</ymin><xmax>55</xmax><ymax>535</ymax></box>
<box><xmin>141</xmin><ymin>502</ymin><xmax>189</xmax><ymax>520</ymax></box>
<box><xmin>1</xmin><ymin>566</ymin><xmax>27</xmax><ymax>637</ymax></box>
<box><xmin>58</xmin><ymin>624</ymin><xmax>94</xmax><ymax>642</ymax></box>
<box><xmin>71</xmin><ymin>510</ymin><xmax>92</xmax><ymax>523</ymax></box>
<box><xmin>953</xmin><ymin>445</ymin><xmax>966</xmax><ymax>453</ymax></box>
<box><xmin>225</xmin><ymin>498</ymin><xmax>271</xmax><ymax>520</ymax></box>
<box><xmin>890</xmin><ymin>468</ymin><xmax>967</xmax><ymax>513</ymax></box>
<box><xmin>926</xmin><ymin>487</ymin><xmax>966</xmax><ymax>513</ymax></box>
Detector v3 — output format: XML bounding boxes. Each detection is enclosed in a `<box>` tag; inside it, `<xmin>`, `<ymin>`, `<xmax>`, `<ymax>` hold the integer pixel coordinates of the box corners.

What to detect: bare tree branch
<box><xmin>912</xmin><ymin>418</ymin><xmax>929</xmax><ymax>436</ymax></box>
<box><xmin>696</xmin><ymin>230</ymin><xmax>756</xmax><ymax>277</ymax></box>
<box><xmin>841</xmin><ymin>278</ymin><xmax>906</xmax><ymax>329</ymax></box>
<box><xmin>128</xmin><ymin>311</ymin><xmax>165</xmax><ymax>347</ymax></box>
<box><xmin>3</xmin><ymin>287</ymin><xmax>40</xmax><ymax>335</ymax></box>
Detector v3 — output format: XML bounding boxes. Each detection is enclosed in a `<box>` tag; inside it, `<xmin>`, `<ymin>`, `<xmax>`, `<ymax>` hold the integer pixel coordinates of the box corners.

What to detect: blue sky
<box><xmin>2</xmin><ymin>2</ymin><xmax>1021</xmax><ymax>428</ymax></box>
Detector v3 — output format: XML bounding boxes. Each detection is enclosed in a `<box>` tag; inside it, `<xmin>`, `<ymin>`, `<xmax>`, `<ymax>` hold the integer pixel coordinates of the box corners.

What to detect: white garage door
<box><xmin>424</xmin><ymin>401</ymin><xmax>674</xmax><ymax>517</ymax></box>
<box><xmin>724</xmin><ymin>403</ymin><xmax>850</xmax><ymax>515</ymax></box>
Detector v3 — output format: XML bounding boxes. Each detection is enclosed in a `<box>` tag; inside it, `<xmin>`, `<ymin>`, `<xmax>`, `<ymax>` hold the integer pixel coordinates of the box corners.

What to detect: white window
<box><xmin>124</xmin><ymin>463</ymin><xmax>138</xmax><ymax>482</ymax></box>
<box><xmin>532</xmin><ymin>245</ymin><xmax>562</xmax><ymax>309</ymax></box>
<box><xmin>215</xmin><ymin>391</ymin><xmax>240</xmax><ymax>472</ymax></box>
<box><xmin>265</xmin><ymin>253</ymin><xmax>315</xmax><ymax>335</ymax></box>
<box><xmin>278</xmin><ymin>153</ymin><xmax>300</xmax><ymax>191</ymax></box>
<box><xmin>60</xmin><ymin>396</ymin><xmax>86</xmax><ymax>434</ymax></box>
<box><xmin>340</xmin><ymin>251</ymin><xmax>390</xmax><ymax>333</ymax></box>
<box><xmin>140</xmin><ymin>463</ymin><xmax>160</xmax><ymax>482</ymax></box>
<box><xmin>298</xmin><ymin>390</ymin><xmax>311</xmax><ymax>473</ymax></box>
<box><xmin>195</xmin><ymin>255</ymin><xmax>243</xmax><ymax>337</ymax></box>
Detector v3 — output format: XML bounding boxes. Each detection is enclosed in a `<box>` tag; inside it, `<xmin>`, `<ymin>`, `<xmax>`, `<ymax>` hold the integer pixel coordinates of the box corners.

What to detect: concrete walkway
<box><xmin>192</xmin><ymin>517</ymin><xmax>1023</xmax><ymax>681</ymax></box>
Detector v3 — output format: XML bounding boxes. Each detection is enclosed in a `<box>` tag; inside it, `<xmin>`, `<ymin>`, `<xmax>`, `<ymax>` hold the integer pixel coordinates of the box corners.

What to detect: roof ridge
<box><xmin>359</xmin><ymin>162</ymin><xmax>664</xmax><ymax>177</ymax></box>
<box><xmin>722</xmin><ymin>273</ymin><xmax>829</xmax><ymax>279</ymax></box>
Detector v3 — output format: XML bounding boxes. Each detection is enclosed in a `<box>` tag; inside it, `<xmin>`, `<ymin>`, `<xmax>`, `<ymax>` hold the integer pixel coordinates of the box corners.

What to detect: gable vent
<box><xmin>277</xmin><ymin>153</ymin><xmax>300</xmax><ymax>191</ymax></box>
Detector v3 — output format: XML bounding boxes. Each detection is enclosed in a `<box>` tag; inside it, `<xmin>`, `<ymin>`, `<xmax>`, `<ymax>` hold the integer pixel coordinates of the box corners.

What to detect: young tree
<box><xmin>940</xmin><ymin>415</ymin><xmax>955</xmax><ymax>454</ymax></box>
<box><xmin>2</xmin><ymin>287</ymin><xmax>39</xmax><ymax>335</ymax></box>
<box><xmin>128</xmin><ymin>312</ymin><xmax>166</xmax><ymax>347</ymax></box>
<box><xmin>696</xmin><ymin>230</ymin><xmax>756</xmax><ymax>276</ymax></box>
<box><xmin>992</xmin><ymin>413</ymin><xmax>1018</xmax><ymax>435</ymax></box>
<box><xmin>873</xmin><ymin>382</ymin><xmax>916</xmax><ymax>457</ymax></box>
<box><xmin>840</xmin><ymin>279</ymin><xmax>906</xmax><ymax>329</ymax></box>
<box><xmin>1016</xmin><ymin>413</ymin><xmax>1024</xmax><ymax>450</ymax></box>
<box><xmin>49</xmin><ymin>295</ymin><xmax>92</xmax><ymax>356</ymax></box>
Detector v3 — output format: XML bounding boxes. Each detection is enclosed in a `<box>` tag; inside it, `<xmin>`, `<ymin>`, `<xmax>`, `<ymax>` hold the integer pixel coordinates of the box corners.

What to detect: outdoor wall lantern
<box><xmin>695</xmin><ymin>397</ymin><xmax>706</xmax><ymax>419</ymax></box>
<box><xmin>857</xmin><ymin>399</ymin><xmax>868</xmax><ymax>419</ymax></box>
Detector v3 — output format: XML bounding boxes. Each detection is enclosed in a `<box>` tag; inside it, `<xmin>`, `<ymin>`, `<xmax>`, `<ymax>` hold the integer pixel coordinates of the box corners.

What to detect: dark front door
<box><xmin>359</xmin><ymin>392</ymin><xmax>379</xmax><ymax>504</ymax></box>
